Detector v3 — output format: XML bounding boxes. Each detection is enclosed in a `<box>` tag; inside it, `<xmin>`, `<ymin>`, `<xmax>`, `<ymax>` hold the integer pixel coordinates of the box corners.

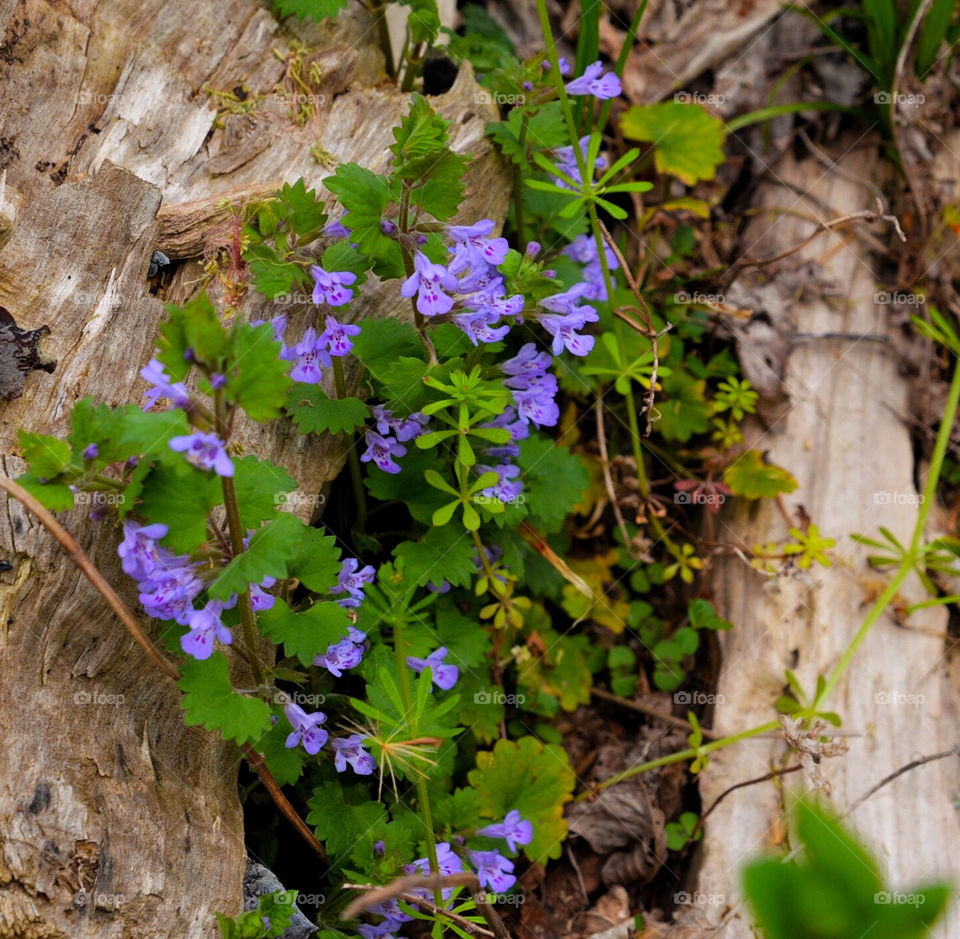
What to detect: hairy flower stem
<box><xmin>332</xmin><ymin>357</ymin><xmax>368</xmax><ymax>532</ymax></box>
<box><xmin>215</xmin><ymin>392</ymin><xmax>266</xmax><ymax>691</ymax></box>
<box><xmin>391</xmin><ymin>607</ymin><xmax>442</xmax><ymax>902</ymax></box>
<box><xmin>398</xmin><ymin>185</ymin><xmax>438</xmax><ymax>365</ymax></box>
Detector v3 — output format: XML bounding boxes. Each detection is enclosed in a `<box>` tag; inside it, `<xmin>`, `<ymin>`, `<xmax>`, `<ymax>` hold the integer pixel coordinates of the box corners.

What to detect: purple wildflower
<box><xmin>140</xmin><ymin>358</ymin><xmax>190</xmax><ymax>410</ymax></box>
<box><xmin>287</xmin><ymin>327</ymin><xmax>331</xmax><ymax>384</ymax></box>
<box><xmin>321</xmin><ymin>315</ymin><xmax>361</xmax><ymax>357</ymax></box>
<box><xmin>180</xmin><ymin>601</ymin><xmax>233</xmax><ymax>660</ymax></box>
<box><xmin>118</xmin><ymin>520</ymin><xmax>170</xmax><ymax>580</ymax></box>
<box><xmin>332</xmin><ymin>735</ymin><xmax>377</xmax><ymax>775</ymax></box>
<box><xmin>565</xmin><ymin>60</ymin><xmax>622</xmax><ymax>99</ymax></box>
<box><xmin>83</xmin><ymin>443</ymin><xmax>99</xmax><ymax>460</ymax></box>
<box><xmin>478</xmin><ymin>462</ymin><xmax>523</xmax><ymax>503</ymax></box>
<box><xmin>406</xmin><ymin>842</ymin><xmax>464</xmax><ymax>902</ymax></box>
<box><xmin>469</xmin><ymin>850</ymin><xmax>517</xmax><ymax>892</ymax></box>
<box><xmin>553</xmin><ymin>137</ymin><xmax>607</xmax><ymax>191</ymax></box>
<box><xmin>400</xmin><ymin>252</ymin><xmax>458</xmax><ymax>316</ymax></box>
<box><xmin>316</xmin><ymin>638</ymin><xmax>365</xmax><ymax>677</ymax></box>
<box><xmin>283</xmin><ymin>703</ymin><xmax>328</xmax><ymax>755</ymax></box>
<box><xmin>138</xmin><ymin>559</ymin><xmax>203</xmax><ymax>624</ymax></box>
<box><xmin>311</xmin><ymin>265</ymin><xmax>357</xmax><ymax>307</ymax></box>
<box><xmin>478</xmin><ymin>810</ymin><xmax>534</xmax><ymax>853</ymax></box>
<box><xmin>406</xmin><ymin>646</ymin><xmax>459</xmax><ymax>691</ymax></box>
<box><xmin>330</xmin><ymin>557</ymin><xmax>375</xmax><ymax>608</ymax></box>
<box><xmin>168</xmin><ymin>431</ymin><xmax>234</xmax><ymax>477</ymax></box>
<box><xmin>447</xmin><ymin>220</ymin><xmax>510</xmax><ymax>276</ymax></box>
<box><xmin>324</xmin><ymin>219</ymin><xmax>351</xmax><ymax>239</ymax></box>
<box><xmin>360</xmin><ymin>431</ymin><xmax>407</xmax><ymax>474</ymax></box>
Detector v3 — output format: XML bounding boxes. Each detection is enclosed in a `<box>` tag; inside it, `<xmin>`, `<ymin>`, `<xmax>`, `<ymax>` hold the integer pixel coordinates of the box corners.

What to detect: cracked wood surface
<box><xmin>0</xmin><ymin>0</ymin><xmax>509</xmax><ymax>934</ymax></box>
<box><xmin>692</xmin><ymin>141</ymin><xmax>960</xmax><ymax>937</ymax></box>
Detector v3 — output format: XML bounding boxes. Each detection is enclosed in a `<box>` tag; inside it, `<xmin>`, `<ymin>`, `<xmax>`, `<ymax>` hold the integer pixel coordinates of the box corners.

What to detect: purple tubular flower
<box><xmin>118</xmin><ymin>520</ymin><xmax>170</xmax><ymax>580</ymax></box>
<box><xmin>370</xmin><ymin>405</ymin><xmax>429</xmax><ymax>442</ymax></box>
<box><xmin>169</xmin><ymin>431</ymin><xmax>234</xmax><ymax>477</ymax></box>
<box><xmin>360</xmin><ymin>431</ymin><xmax>407</xmax><ymax>474</ymax></box>
<box><xmin>358</xmin><ymin>923</ymin><xmax>400</xmax><ymax>939</ymax></box>
<box><xmin>478</xmin><ymin>462</ymin><xmax>523</xmax><ymax>503</ymax></box>
<box><xmin>469</xmin><ymin>850</ymin><xmax>517</xmax><ymax>892</ymax></box>
<box><xmin>311</xmin><ymin>265</ymin><xmax>357</xmax><ymax>307</ymax></box>
<box><xmin>541</xmin><ymin>56</ymin><xmax>572</xmax><ymax>75</ymax></box>
<box><xmin>447</xmin><ymin>219</ymin><xmax>510</xmax><ymax>276</ymax></box>
<box><xmin>287</xmin><ymin>327</ymin><xmax>332</xmax><ymax>384</ymax></box>
<box><xmin>502</xmin><ymin>344</ymin><xmax>560</xmax><ymax>428</ymax></box>
<box><xmin>553</xmin><ymin>136</ymin><xmax>607</xmax><ymax>190</ymax></box>
<box><xmin>83</xmin><ymin>443</ymin><xmax>99</xmax><ymax>460</ymax></box>
<box><xmin>138</xmin><ymin>559</ymin><xmax>203</xmax><ymax>624</ymax></box>
<box><xmin>210</xmin><ymin>373</ymin><xmax>227</xmax><ymax>390</ymax></box>
<box><xmin>324</xmin><ymin>219</ymin><xmax>351</xmax><ymax>239</ymax></box>
<box><xmin>332</xmin><ymin>735</ymin><xmax>377</xmax><ymax>775</ymax></box>
<box><xmin>565</xmin><ymin>60</ymin><xmax>622</xmax><ymax>99</ymax></box>
<box><xmin>315</xmin><ymin>638</ymin><xmax>364</xmax><ymax>676</ymax></box>
<box><xmin>283</xmin><ymin>703</ymin><xmax>328</xmax><ymax>755</ymax></box>
<box><xmin>453</xmin><ymin>310</ymin><xmax>510</xmax><ymax>345</ymax></box>
<box><xmin>400</xmin><ymin>252</ymin><xmax>458</xmax><ymax>316</ymax></box>
<box><xmin>330</xmin><ymin>557</ymin><xmax>375</xmax><ymax>608</ymax></box>
<box><xmin>456</xmin><ymin>263</ymin><xmax>505</xmax><ymax>297</ymax></box>
<box><xmin>406</xmin><ymin>646</ymin><xmax>459</xmax><ymax>691</ymax></box>
<box><xmin>140</xmin><ymin>358</ymin><xmax>190</xmax><ymax>410</ymax></box>
<box><xmin>180</xmin><ymin>601</ymin><xmax>233</xmax><ymax>660</ymax></box>
<box><xmin>406</xmin><ymin>842</ymin><xmax>464</xmax><ymax>902</ymax></box>
<box><xmin>321</xmin><ymin>315</ymin><xmax>362</xmax><ymax>356</ymax></box>
<box><xmin>539</xmin><ymin>282</ymin><xmax>599</xmax><ymax>356</ymax></box>
<box><xmin>478</xmin><ymin>809</ymin><xmax>534</xmax><ymax>853</ymax></box>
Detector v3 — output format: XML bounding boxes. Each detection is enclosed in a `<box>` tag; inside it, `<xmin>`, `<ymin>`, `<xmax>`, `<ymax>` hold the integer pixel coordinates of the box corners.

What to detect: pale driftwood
<box><xmin>0</xmin><ymin>1</ymin><xmax>509</xmax><ymax>935</ymax></box>
<box><xmin>691</xmin><ymin>141</ymin><xmax>960</xmax><ymax>936</ymax></box>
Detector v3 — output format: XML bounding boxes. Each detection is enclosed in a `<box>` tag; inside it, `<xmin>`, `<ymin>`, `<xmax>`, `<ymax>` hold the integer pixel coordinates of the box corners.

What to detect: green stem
<box><xmin>373</xmin><ymin>0</ymin><xmax>395</xmax><ymax>78</ymax></box>
<box><xmin>398</xmin><ymin>185</ymin><xmax>438</xmax><ymax>365</ymax></box>
<box><xmin>578</xmin><ymin>719</ymin><xmax>781</xmax><ymax>799</ymax></box>
<box><xmin>513</xmin><ymin>113</ymin><xmax>530</xmax><ymax>246</ymax></box>
<box><xmin>215</xmin><ymin>390</ymin><xmax>266</xmax><ymax>690</ymax></box>
<box><xmin>332</xmin><ymin>357</ymin><xmax>368</xmax><ymax>532</ymax></box>
<box><xmin>391</xmin><ymin>606</ymin><xmax>441</xmax><ymax>899</ymax></box>
<box><xmin>814</xmin><ymin>354</ymin><xmax>960</xmax><ymax>709</ymax></box>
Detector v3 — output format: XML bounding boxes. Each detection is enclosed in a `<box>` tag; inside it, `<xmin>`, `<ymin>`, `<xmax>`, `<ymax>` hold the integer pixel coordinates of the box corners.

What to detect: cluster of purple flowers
<box><xmin>118</xmin><ymin>521</ymin><xmax>274</xmax><ymax>661</ymax></box>
<box><xmin>476</xmin><ymin>406</ymin><xmax>528</xmax><ymax>504</ymax></box>
<box><xmin>563</xmin><ymin>234</ymin><xmax>619</xmax><ymax>302</ymax></box>
<box><xmin>537</xmin><ymin>283</ymin><xmax>599</xmax><ymax>357</ymax></box>
<box><xmin>553</xmin><ymin>135</ymin><xmax>607</xmax><ymax>191</ymax></box>
<box><xmin>406</xmin><ymin>647</ymin><xmax>459</xmax><ymax>691</ymax></box>
<box><xmin>313</xmin><ymin>624</ymin><xmax>367</xmax><ymax>677</ymax></box>
<box><xmin>282</xmin><ymin>702</ymin><xmax>376</xmax><ymax>774</ymax></box>
<box><xmin>141</xmin><ymin>359</ymin><xmax>190</xmax><ymax>410</ymax></box>
<box><xmin>275</xmin><ymin>312</ymin><xmax>362</xmax><ymax>385</ymax></box>
<box><xmin>360</xmin><ymin>811</ymin><xmax>533</xmax><ymax>937</ymax></box>
<box><xmin>330</xmin><ymin>557</ymin><xmax>376</xmax><ymax>608</ymax></box>
<box><xmin>564</xmin><ymin>60</ymin><xmax>622</xmax><ymax>100</ymax></box>
<box><xmin>502</xmin><ymin>343</ymin><xmax>560</xmax><ymax>428</ymax></box>
<box><xmin>361</xmin><ymin>407</ymin><xmax>428</xmax><ymax>475</ymax></box>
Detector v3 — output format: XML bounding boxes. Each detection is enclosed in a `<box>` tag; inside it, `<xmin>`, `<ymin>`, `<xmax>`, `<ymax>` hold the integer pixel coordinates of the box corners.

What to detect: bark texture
<box><xmin>0</xmin><ymin>0</ymin><xmax>508</xmax><ymax>935</ymax></box>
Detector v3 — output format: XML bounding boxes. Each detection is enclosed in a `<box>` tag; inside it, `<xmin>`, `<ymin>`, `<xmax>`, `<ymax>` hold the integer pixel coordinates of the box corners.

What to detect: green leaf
<box><xmin>245</xmin><ymin>244</ymin><xmax>311</xmax><ymax>299</ymax></box>
<box><xmin>158</xmin><ymin>293</ymin><xmax>227</xmax><ymax>378</ymax></box>
<box><xmin>271</xmin><ymin>0</ymin><xmax>348</xmax><ymax>21</ymax></box>
<box><xmin>209</xmin><ymin>513</ymin><xmax>304</xmax><ymax>599</ymax></box>
<box><xmin>276</xmin><ymin>178</ymin><xmax>328</xmax><ymax>241</ymax></box>
<box><xmin>351</xmin><ymin>318</ymin><xmax>424</xmax><ymax>381</ymax></box>
<box><xmin>397</xmin><ymin>0</ymin><xmax>441</xmax><ymax>45</ymax></box>
<box><xmin>467</xmin><ymin>736</ymin><xmax>575</xmax><ymax>861</ymax></box>
<box><xmin>178</xmin><ymin>653</ymin><xmax>272</xmax><ymax>745</ymax></box>
<box><xmin>226</xmin><ymin>323</ymin><xmax>293</xmax><ymax>421</ymax></box>
<box><xmin>289</xmin><ymin>526</ymin><xmax>343</xmax><ymax>593</ymax></box>
<box><xmin>620</xmin><ymin>102</ymin><xmax>727</xmax><ymax>185</ymax></box>
<box><xmin>518</xmin><ymin>437</ymin><xmax>588</xmax><ymax>531</ymax></box>
<box><xmin>258</xmin><ymin>598</ymin><xmax>351</xmax><ymax>666</ymax></box>
<box><xmin>393</xmin><ymin>525</ymin><xmax>476</xmax><ymax>588</ymax></box>
<box><xmin>307</xmin><ymin>780</ymin><xmax>387</xmax><ymax>859</ymax></box>
<box><xmin>15</xmin><ymin>473</ymin><xmax>74</xmax><ymax>512</ymax></box>
<box><xmin>232</xmin><ymin>456</ymin><xmax>298</xmax><ymax>528</ymax></box>
<box><xmin>723</xmin><ymin>450</ymin><xmax>798</xmax><ymax>500</ymax></box>
<box><xmin>488</xmin><ymin>103</ymin><xmax>569</xmax><ymax>168</ymax></box>
<box><xmin>286</xmin><ymin>384</ymin><xmax>369</xmax><ymax>435</ymax></box>
<box><xmin>69</xmin><ymin>398</ymin><xmax>127</xmax><ymax>464</ymax></box>
<box><xmin>655</xmin><ymin>370</ymin><xmax>712</xmax><ymax>442</ymax></box>
<box><xmin>688</xmin><ymin>598</ymin><xmax>732</xmax><ymax>631</ymax></box>
<box><xmin>18</xmin><ymin>431</ymin><xmax>72</xmax><ymax>479</ymax></box>
<box><xmin>324</xmin><ymin>163</ymin><xmax>395</xmax><ymax>258</ymax></box>
<box><xmin>115</xmin><ymin>407</ymin><xmax>191</xmax><ymax>466</ymax></box>
<box><xmin>410</xmin><ymin>149</ymin><xmax>469</xmax><ymax>221</ymax></box>
<box><xmin>139</xmin><ymin>464</ymin><xmax>221</xmax><ymax>553</ymax></box>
